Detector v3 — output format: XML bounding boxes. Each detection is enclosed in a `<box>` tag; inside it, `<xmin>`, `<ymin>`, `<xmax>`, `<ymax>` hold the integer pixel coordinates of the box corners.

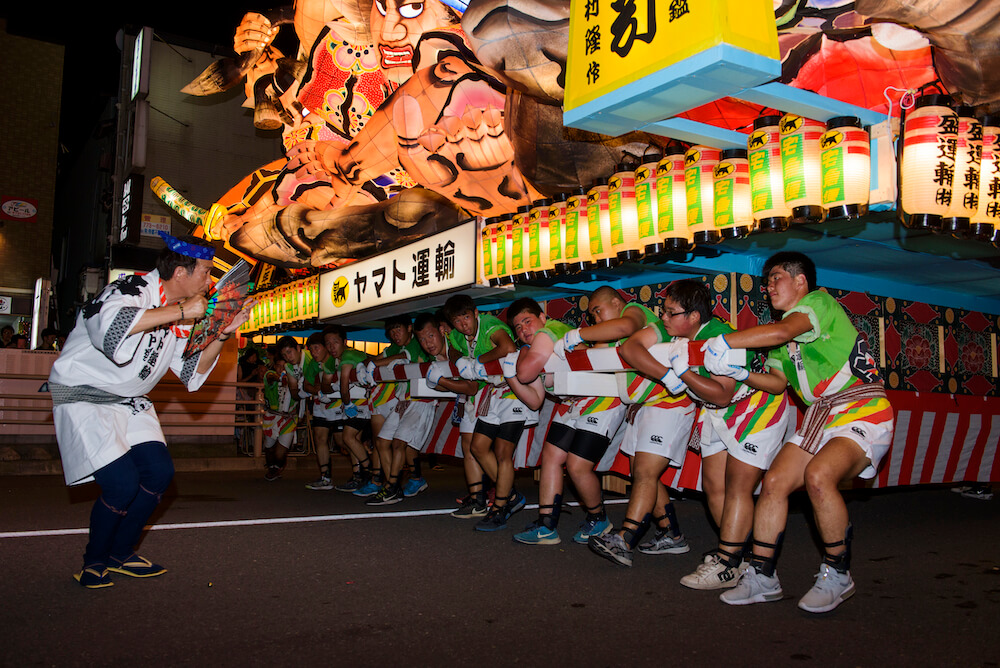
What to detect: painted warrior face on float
<box><xmin>371</xmin><ymin>0</ymin><xmax>461</xmax><ymax>85</ymax></box>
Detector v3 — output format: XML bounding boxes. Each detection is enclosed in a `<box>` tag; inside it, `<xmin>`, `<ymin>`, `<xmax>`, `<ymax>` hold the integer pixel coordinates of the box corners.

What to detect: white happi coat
<box><xmin>50</xmin><ymin>270</ymin><xmax>216</xmax><ymax>485</ymax></box>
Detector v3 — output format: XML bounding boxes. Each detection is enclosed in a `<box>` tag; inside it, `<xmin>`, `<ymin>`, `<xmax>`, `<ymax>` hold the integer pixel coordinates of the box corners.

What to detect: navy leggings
<box><xmin>84</xmin><ymin>441</ymin><xmax>174</xmax><ymax>567</ymax></box>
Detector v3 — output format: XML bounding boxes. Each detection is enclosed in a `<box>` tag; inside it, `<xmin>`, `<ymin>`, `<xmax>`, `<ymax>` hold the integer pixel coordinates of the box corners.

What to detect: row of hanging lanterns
<box><xmin>481</xmin><ymin>112</ymin><xmax>874</xmax><ymax>285</ymax></box>
<box><xmin>900</xmin><ymin>94</ymin><xmax>999</xmax><ymax>242</ymax></box>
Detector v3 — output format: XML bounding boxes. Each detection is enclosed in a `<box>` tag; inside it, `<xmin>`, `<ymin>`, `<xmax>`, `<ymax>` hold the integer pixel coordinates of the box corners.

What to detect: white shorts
<box><xmin>619</xmin><ymin>403</ymin><xmax>696</xmax><ymax>467</ymax></box>
<box><xmin>373</xmin><ymin>397</ymin><xmax>399</xmax><ymax>420</ymax></box>
<box><xmin>552</xmin><ymin>401</ymin><xmax>627</xmax><ymax>440</ymax></box>
<box><xmin>699</xmin><ymin>408</ymin><xmax>788</xmax><ymax>470</ymax></box>
<box><xmin>787</xmin><ymin>417</ymin><xmax>894</xmax><ymax>479</ymax></box>
<box><xmin>460</xmin><ymin>395</ymin><xmax>478</xmax><ymax>435</ymax></box>
<box><xmin>479</xmin><ymin>389</ymin><xmax>538</xmax><ymax>427</ymax></box>
<box><xmin>378</xmin><ymin>400</ymin><xmax>438</xmax><ymax>451</ymax></box>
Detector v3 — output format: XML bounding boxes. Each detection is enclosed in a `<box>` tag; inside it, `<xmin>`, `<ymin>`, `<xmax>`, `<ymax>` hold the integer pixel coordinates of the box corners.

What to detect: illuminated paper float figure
<box><xmin>901</xmin><ymin>94</ymin><xmax>957</xmax><ymax>231</ymax></box>
<box><xmin>820</xmin><ymin>116</ymin><xmax>870</xmax><ymax>221</ymax></box>
<box><xmin>943</xmin><ymin>107</ymin><xmax>982</xmax><ymax>236</ymax></box>
<box><xmin>748</xmin><ymin>115</ymin><xmax>790</xmax><ymax>232</ymax></box>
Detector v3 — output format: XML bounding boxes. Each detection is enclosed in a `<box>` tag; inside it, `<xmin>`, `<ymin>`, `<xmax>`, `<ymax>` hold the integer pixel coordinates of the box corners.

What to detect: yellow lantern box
<box><xmin>564</xmin><ymin>0</ymin><xmax>780</xmax><ymax>136</ymax></box>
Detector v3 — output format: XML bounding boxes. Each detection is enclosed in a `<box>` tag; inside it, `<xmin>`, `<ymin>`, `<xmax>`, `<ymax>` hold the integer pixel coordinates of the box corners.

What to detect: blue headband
<box><xmin>440</xmin><ymin>0</ymin><xmax>468</xmax><ymax>13</ymax></box>
<box><xmin>158</xmin><ymin>231</ymin><xmax>216</xmax><ymax>260</ymax></box>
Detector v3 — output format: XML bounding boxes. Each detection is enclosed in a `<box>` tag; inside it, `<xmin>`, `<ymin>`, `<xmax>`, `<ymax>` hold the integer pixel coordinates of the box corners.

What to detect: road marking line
<box><xmin>0</xmin><ymin>498</ymin><xmax>629</xmax><ymax>539</ymax></box>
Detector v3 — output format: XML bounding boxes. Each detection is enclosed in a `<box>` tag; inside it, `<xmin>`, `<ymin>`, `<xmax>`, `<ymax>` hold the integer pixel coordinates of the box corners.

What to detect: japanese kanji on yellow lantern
<box><xmin>821</xmin><ymin>116</ymin><xmax>870</xmax><ymax>221</ymax></box>
<box><xmin>608</xmin><ymin>163</ymin><xmax>641</xmax><ymax>261</ymax></box>
<box><xmin>634</xmin><ymin>155</ymin><xmax>662</xmax><ymax>256</ymax></box>
<box><xmin>511</xmin><ymin>204</ymin><xmax>531</xmax><ymax>283</ymax></box>
<box><xmin>780</xmin><ymin>114</ymin><xmax>825</xmax><ymax>224</ymax></box>
<box><xmin>527</xmin><ymin>198</ymin><xmax>553</xmax><ymax>279</ymax></box>
<box><xmin>563</xmin><ymin>187</ymin><xmax>593</xmax><ymax>272</ymax></box>
<box><xmin>548</xmin><ymin>193</ymin><xmax>569</xmax><ymax>273</ymax></box>
<box><xmin>901</xmin><ymin>94</ymin><xmax>957</xmax><ymax>230</ymax></box>
<box><xmin>713</xmin><ymin>148</ymin><xmax>752</xmax><ymax>239</ymax></box>
<box><xmin>480</xmin><ymin>217</ymin><xmax>498</xmax><ymax>285</ymax></box>
<box><xmin>656</xmin><ymin>148</ymin><xmax>693</xmax><ymax>251</ymax></box>
<box><xmin>686</xmin><ymin>145</ymin><xmax>721</xmax><ymax>245</ymax></box>
<box><xmin>587</xmin><ymin>178</ymin><xmax>617</xmax><ymax>268</ymax></box>
<box><xmin>748</xmin><ymin>115</ymin><xmax>790</xmax><ymax>232</ymax></box>
<box><xmin>492</xmin><ymin>213</ymin><xmax>515</xmax><ymax>286</ymax></box>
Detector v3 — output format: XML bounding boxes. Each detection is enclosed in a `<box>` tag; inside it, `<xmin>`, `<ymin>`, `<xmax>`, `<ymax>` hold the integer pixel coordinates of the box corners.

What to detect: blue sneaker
<box><xmin>352</xmin><ymin>480</ymin><xmax>381</xmax><ymax>498</ymax></box>
<box><xmin>402</xmin><ymin>477</ymin><xmax>428</xmax><ymax>498</ymax></box>
<box><xmin>573</xmin><ymin>516</ymin><xmax>612</xmax><ymax>544</ymax></box>
<box><xmin>513</xmin><ymin>519</ymin><xmax>561</xmax><ymax>545</ymax></box>
<box><xmin>475</xmin><ymin>506</ymin><xmax>508</xmax><ymax>532</ymax></box>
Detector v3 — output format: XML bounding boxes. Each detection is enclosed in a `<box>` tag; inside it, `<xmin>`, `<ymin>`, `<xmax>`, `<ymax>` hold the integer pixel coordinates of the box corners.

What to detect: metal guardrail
<box><xmin>0</xmin><ymin>371</ymin><xmax>266</xmax><ymax>457</ymax></box>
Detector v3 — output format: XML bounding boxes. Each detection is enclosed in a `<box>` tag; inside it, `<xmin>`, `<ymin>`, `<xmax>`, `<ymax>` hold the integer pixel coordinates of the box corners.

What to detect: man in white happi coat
<box><xmin>49</xmin><ymin>234</ymin><xmax>251</xmax><ymax>588</ymax></box>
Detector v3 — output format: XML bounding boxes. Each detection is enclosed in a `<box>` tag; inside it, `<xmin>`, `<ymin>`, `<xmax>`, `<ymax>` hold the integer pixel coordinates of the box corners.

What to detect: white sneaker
<box><xmin>797</xmin><ymin>563</ymin><xmax>856</xmax><ymax>613</ymax></box>
<box><xmin>719</xmin><ymin>565</ymin><xmax>783</xmax><ymax>605</ymax></box>
<box><xmin>680</xmin><ymin>553</ymin><xmax>740</xmax><ymax>590</ymax></box>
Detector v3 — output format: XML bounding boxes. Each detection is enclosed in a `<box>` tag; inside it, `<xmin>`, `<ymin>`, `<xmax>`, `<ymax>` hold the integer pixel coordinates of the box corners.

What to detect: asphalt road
<box><xmin>1</xmin><ymin>462</ymin><xmax>997</xmax><ymax>667</ymax></box>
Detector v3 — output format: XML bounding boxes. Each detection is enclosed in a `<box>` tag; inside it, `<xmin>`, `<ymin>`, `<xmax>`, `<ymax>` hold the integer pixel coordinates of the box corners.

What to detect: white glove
<box><xmin>668</xmin><ymin>338</ymin><xmax>690</xmax><ymax>378</ymax></box>
<box><xmin>702</xmin><ymin>335</ymin><xmax>731</xmax><ymax>374</ymax></box>
<box><xmin>702</xmin><ymin>335</ymin><xmax>749</xmax><ymax>381</ymax></box>
<box><xmin>426</xmin><ymin>361</ymin><xmax>450</xmax><ymax>388</ymax></box>
<box><xmin>501</xmin><ymin>351</ymin><xmax>519</xmax><ymax>379</ymax></box>
<box><xmin>387</xmin><ymin>357</ymin><xmax>407</xmax><ymax>369</ymax></box>
<box><xmin>660</xmin><ymin>368</ymin><xmax>687</xmax><ymax>394</ymax></box>
<box><xmin>552</xmin><ymin>337</ymin><xmax>568</xmax><ymax>360</ymax></box>
<box><xmin>297</xmin><ymin>389</ymin><xmax>311</xmax><ymax>399</ymax></box>
<box><xmin>562</xmin><ymin>328</ymin><xmax>585</xmax><ymax>354</ymax></box>
<box><xmin>456</xmin><ymin>356</ymin><xmax>483</xmax><ymax>381</ymax></box>
<box><xmin>355</xmin><ymin>361</ymin><xmax>374</xmax><ymax>387</ymax></box>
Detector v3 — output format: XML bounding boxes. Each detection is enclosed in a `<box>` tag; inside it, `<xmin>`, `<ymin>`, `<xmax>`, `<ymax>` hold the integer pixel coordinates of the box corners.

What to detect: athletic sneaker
<box><xmin>797</xmin><ymin>564</ymin><xmax>856</xmax><ymax>613</ymax></box>
<box><xmin>352</xmin><ymin>479</ymin><xmax>381</xmax><ymax>498</ymax></box>
<box><xmin>107</xmin><ymin>554</ymin><xmax>167</xmax><ymax>578</ymax></box>
<box><xmin>589</xmin><ymin>533</ymin><xmax>633</xmax><ymax>567</ymax></box>
<box><xmin>305</xmin><ymin>476</ymin><xmax>333</xmax><ymax>491</ymax></box>
<box><xmin>475</xmin><ymin>506</ymin><xmax>509</xmax><ymax>532</ymax></box>
<box><xmin>719</xmin><ymin>566</ymin><xmax>783</xmax><ymax>606</ymax></box>
<box><xmin>452</xmin><ymin>497</ymin><xmax>489</xmax><ymax>518</ymax></box>
<box><xmin>334</xmin><ymin>474</ymin><xmax>363</xmax><ymax>493</ymax></box>
<box><xmin>74</xmin><ymin>565</ymin><xmax>114</xmax><ymax>589</ymax></box>
<box><xmin>513</xmin><ymin>519</ymin><xmax>561</xmax><ymax>545</ymax></box>
<box><xmin>961</xmin><ymin>484</ymin><xmax>994</xmax><ymax>501</ymax></box>
<box><xmin>402</xmin><ymin>477</ymin><xmax>429</xmax><ymax>498</ymax></box>
<box><xmin>572</xmin><ymin>516</ymin><xmax>612</xmax><ymax>544</ymax></box>
<box><xmin>505</xmin><ymin>490</ymin><xmax>527</xmax><ymax>518</ymax></box>
<box><xmin>264</xmin><ymin>466</ymin><xmax>282</xmax><ymax>482</ymax></box>
<box><xmin>637</xmin><ymin>530</ymin><xmax>691</xmax><ymax>555</ymax></box>
<box><xmin>679</xmin><ymin>553</ymin><xmax>740</xmax><ymax>590</ymax></box>
<box><xmin>366</xmin><ymin>485</ymin><xmax>403</xmax><ymax>506</ymax></box>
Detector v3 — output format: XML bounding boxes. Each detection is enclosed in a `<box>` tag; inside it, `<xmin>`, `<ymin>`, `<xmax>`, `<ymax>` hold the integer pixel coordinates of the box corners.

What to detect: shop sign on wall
<box><xmin>140</xmin><ymin>213</ymin><xmax>171</xmax><ymax>237</ymax></box>
<box><xmin>319</xmin><ymin>221</ymin><xmax>476</xmax><ymax>319</ymax></box>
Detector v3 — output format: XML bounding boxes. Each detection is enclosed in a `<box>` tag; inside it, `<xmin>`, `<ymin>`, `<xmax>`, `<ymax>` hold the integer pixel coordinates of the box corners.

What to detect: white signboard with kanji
<box><xmin>319</xmin><ymin>221</ymin><xmax>477</xmax><ymax>319</ymax></box>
